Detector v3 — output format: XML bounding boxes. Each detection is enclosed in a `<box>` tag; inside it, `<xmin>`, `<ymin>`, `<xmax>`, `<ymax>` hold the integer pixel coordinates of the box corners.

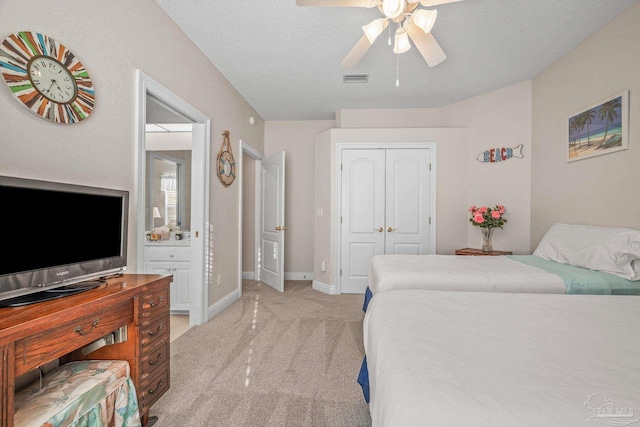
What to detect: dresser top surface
<box><xmin>0</xmin><ymin>274</ymin><xmax>172</xmax><ymax>339</ymax></box>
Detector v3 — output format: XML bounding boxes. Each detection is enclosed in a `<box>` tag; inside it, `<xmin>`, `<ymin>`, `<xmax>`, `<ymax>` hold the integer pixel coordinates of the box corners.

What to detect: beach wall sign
<box><xmin>477</xmin><ymin>144</ymin><xmax>524</xmax><ymax>163</ymax></box>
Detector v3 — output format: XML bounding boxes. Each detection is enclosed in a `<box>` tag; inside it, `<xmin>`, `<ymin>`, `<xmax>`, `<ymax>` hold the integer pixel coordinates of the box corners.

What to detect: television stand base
<box><xmin>0</xmin><ymin>281</ymin><xmax>102</xmax><ymax>307</ymax></box>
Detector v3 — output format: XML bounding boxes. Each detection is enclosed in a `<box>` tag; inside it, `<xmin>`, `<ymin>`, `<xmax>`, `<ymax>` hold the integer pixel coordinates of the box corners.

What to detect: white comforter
<box><xmin>364</xmin><ymin>290</ymin><xmax>640</xmax><ymax>426</ymax></box>
<box><xmin>369</xmin><ymin>254</ymin><xmax>566</xmax><ymax>294</ymax></box>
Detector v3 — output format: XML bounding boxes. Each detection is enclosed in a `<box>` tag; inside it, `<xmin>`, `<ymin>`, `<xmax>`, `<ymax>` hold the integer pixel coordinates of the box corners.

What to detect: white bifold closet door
<box><xmin>340</xmin><ymin>148</ymin><xmax>432</xmax><ymax>294</ymax></box>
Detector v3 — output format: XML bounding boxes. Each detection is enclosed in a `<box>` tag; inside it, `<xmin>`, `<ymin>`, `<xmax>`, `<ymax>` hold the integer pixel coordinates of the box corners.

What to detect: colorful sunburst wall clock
<box><xmin>0</xmin><ymin>31</ymin><xmax>95</xmax><ymax>124</ymax></box>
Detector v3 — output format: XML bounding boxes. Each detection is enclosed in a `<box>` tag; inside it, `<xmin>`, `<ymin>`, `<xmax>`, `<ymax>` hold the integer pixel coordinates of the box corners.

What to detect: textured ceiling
<box><xmin>153</xmin><ymin>0</ymin><xmax>636</xmax><ymax>121</ymax></box>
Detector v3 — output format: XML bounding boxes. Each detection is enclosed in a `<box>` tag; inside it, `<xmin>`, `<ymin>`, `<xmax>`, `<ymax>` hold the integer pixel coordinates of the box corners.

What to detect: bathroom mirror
<box><xmin>145</xmin><ymin>93</ymin><xmax>193</xmax><ymax>234</ymax></box>
<box><xmin>145</xmin><ymin>150</ymin><xmax>191</xmax><ymax>232</ymax></box>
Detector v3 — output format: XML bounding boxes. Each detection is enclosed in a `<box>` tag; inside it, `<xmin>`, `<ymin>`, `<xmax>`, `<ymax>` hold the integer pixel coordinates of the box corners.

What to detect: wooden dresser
<box><xmin>0</xmin><ymin>274</ymin><xmax>172</xmax><ymax>427</ymax></box>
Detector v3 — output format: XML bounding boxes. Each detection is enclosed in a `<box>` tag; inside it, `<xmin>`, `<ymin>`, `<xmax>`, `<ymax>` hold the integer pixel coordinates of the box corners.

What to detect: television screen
<box><xmin>0</xmin><ymin>176</ymin><xmax>129</xmax><ymax>305</ymax></box>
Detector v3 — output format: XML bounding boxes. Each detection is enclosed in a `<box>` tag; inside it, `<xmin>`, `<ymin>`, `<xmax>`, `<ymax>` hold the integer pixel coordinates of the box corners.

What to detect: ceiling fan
<box><xmin>296</xmin><ymin>0</ymin><xmax>463</xmax><ymax>69</ymax></box>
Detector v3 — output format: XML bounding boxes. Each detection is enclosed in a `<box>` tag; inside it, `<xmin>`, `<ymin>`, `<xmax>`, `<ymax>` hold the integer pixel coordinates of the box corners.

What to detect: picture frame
<box><xmin>566</xmin><ymin>90</ymin><xmax>628</xmax><ymax>162</ymax></box>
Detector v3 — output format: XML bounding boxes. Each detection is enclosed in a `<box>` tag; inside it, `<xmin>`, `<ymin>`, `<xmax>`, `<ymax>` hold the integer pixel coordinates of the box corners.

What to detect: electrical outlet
<box><xmin>217</xmin><ymin>273</ymin><xmax>222</xmax><ymax>285</ymax></box>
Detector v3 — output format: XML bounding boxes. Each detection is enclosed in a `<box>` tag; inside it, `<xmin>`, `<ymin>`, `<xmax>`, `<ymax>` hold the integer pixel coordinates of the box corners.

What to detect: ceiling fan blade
<box><xmin>296</xmin><ymin>0</ymin><xmax>377</xmax><ymax>7</ymax></box>
<box><xmin>406</xmin><ymin>23</ymin><xmax>447</xmax><ymax>67</ymax></box>
<box><xmin>419</xmin><ymin>0</ymin><xmax>463</xmax><ymax>7</ymax></box>
<box><xmin>341</xmin><ymin>35</ymin><xmax>373</xmax><ymax>69</ymax></box>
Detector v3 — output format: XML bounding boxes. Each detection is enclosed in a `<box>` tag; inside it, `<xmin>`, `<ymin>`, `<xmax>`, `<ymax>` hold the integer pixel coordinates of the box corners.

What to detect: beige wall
<box><xmin>531</xmin><ymin>1</ymin><xmax>640</xmax><ymax>252</ymax></box>
<box><xmin>0</xmin><ymin>0</ymin><xmax>265</xmax><ymax>311</ymax></box>
<box><xmin>336</xmin><ymin>108</ymin><xmax>442</xmax><ymax>128</ymax></box>
<box><xmin>441</xmin><ymin>81</ymin><xmax>533</xmax><ymax>253</ymax></box>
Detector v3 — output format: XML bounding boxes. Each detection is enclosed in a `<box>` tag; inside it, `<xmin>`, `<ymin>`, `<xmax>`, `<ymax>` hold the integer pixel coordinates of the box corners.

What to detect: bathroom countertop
<box><xmin>145</xmin><ymin>237</ymin><xmax>191</xmax><ymax>246</ymax></box>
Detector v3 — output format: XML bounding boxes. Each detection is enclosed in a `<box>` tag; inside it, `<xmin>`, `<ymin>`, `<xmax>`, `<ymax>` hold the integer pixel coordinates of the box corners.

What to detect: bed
<box><xmin>364</xmin><ymin>253</ymin><xmax>640</xmax><ymax>309</ymax></box>
<box><xmin>364</xmin><ymin>290</ymin><xmax>640</xmax><ymax>426</ymax></box>
<box><xmin>358</xmin><ymin>223</ymin><xmax>640</xmax><ymax>402</ymax></box>
<box><xmin>364</xmin><ymin>223</ymin><xmax>640</xmax><ymax>311</ymax></box>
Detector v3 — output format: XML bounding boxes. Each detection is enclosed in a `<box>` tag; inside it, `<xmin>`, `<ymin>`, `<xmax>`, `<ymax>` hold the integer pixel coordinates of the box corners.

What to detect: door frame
<box><xmin>135</xmin><ymin>70</ymin><xmax>211</xmax><ymax>325</ymax></box>
<box><xmin>237</xmin><ymin>140</ymin><xmax>264</xmax><ymax>298</ymax></box>
<box><xmin>335</xmin><ymin>142</ymin><xmax>437</xmax><ymax>294</ymax></box>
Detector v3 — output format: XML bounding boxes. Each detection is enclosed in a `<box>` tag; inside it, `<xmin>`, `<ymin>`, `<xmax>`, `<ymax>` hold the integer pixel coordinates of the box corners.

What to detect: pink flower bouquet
<box><xmin>469</xmin><ymin>205</ymin><xmax>507</xmax><ymax>229</ymax></box>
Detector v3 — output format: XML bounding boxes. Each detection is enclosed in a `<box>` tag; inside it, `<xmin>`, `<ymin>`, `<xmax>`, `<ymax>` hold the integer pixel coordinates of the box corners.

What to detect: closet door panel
<box><xmin>340</xmin><ymin>149</ymin><xmax>385</xmax><ymax>293</ymax></box>
<box><xmin>385</xmin><ymin>149</ymin><xmax>432</xmax><ymax>255</ymax></box>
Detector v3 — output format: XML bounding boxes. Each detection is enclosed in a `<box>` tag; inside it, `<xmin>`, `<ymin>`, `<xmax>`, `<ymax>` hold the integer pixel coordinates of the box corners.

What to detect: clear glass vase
<box><xmin>481</xmin><ymin>227</ymin><xmax>494</xmax><ymax>252</ymax></box>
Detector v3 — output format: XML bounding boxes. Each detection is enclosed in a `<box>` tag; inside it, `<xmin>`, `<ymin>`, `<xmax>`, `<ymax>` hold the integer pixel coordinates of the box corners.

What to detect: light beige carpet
<box><xmin>170</xmin><ymin>314</ymin><xmax>191</xmax><ymax>343</ymax></box>
<box><xmin>149</xmin><ymin>280</ymin><xmax>371</xmax><ymax>426</ymax></box>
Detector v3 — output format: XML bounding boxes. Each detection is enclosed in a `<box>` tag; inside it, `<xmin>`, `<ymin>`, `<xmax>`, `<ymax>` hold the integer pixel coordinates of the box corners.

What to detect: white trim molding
<box><xmin>242</xmin><ymin>271</ymin><xmax>314</xmax><ymax>281</ymax></box>
<box><xmin>207</xmin><ymin>290</ymin><xmax>240</xmax><ymax>321</ymax></box>
<box><xmin>312</xmin><ymin>280</ymin><xmax>337</xmax><ymax>295</ymax></box>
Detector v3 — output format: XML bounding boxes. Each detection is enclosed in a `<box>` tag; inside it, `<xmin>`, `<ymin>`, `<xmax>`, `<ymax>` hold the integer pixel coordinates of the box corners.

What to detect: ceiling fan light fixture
<box><xmin>381</xmin><ymin>0</ymin><xmax>404</xmax><ymax>19</ymax></box>
<box><xmin>412</xmin><ymin>9</ymin><xmax>437</xmax><ymax>33</ymax></box>
<box><xmin>362</xmin><ymin>18</ymin><xmax>389</xmax><ymax>44</ymax></box>
<box><xmin>393</xmin><ymin>27</ymin><xmax>411</xmax><ymax>53</ymax></box>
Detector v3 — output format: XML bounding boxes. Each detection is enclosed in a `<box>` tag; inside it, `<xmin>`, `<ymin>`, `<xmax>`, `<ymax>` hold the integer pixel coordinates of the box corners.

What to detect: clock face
<box><xmin>0</xmin><ymin>31</ymin><xmax>95</xmax><ymax>124</ymax></box>
<box><xmin>28</xmin><ymin>56</ymin><xmax>77</xmax><ymax>103</ymax></box>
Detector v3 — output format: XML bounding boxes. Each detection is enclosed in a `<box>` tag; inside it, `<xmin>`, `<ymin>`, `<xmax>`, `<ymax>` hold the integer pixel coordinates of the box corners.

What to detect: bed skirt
<box><xmin>358</xmin><ymin>287</ymin><xmax>374</xmax><ymax>403</ymax></box>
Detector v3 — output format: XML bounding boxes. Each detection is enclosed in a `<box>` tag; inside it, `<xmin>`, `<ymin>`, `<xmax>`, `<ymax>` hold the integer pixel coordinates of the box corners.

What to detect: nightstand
<box><xmin>455</xmin><ymin>248</ymin><xmax>513</xmax><ymax>256</ymax></box>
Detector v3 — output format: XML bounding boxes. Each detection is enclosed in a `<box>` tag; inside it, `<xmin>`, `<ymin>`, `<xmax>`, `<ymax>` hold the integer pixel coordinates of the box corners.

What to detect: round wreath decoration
<box><xmin>216</xmin><ymin>130</ymin><xmax>236</xmax><ymax>187</ymax></box>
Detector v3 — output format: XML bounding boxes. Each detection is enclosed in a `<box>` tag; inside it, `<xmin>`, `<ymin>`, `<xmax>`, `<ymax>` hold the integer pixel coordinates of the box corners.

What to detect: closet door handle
<box><xmin>375</xmin><ymin>227</ymin><xmax>383</xmax><ymax>232</ymax></box>
<box><xmin>387</xmin><ymin>227</ymin><xmax>396</xmax><ymax>232</ymax></box>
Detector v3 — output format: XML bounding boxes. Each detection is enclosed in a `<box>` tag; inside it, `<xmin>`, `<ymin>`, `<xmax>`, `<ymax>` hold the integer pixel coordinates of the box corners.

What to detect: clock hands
<box><xmin>42</xmin><ymin>79</ymin><xmax>56</xmax><ymax>95</ymax></box>
<box><xmin>40</xmin><ymin>78</ymin><xmax>72</xmax><ymax>101</ymax></box>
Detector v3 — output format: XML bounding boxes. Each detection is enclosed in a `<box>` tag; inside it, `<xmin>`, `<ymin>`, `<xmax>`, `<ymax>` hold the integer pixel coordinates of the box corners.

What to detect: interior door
<box><xmin>340</xmin><ymin>149</ymin><xmax>386</xmax><ymax>294</ymax></box>
<box><xmin>340</xmin><ymin>148</ymin><xmax>432</xmax><ymax>294</ymax></box>
<box><xmin>385</xmin><ymin>149</ymin><xmax>432</xmax><ymax>254</ymax></box>
<box><xmin>260</xmin><ymin>151</ymin><xmax>285</xmax><ymax>292</ymax></box>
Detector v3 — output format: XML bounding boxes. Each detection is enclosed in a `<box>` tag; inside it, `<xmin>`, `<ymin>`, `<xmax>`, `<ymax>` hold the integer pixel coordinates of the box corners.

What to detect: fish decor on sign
<box><xmin>477</xmin><ymin>144</ymin><xmax>524</xmax><ymax>163</ymax></box>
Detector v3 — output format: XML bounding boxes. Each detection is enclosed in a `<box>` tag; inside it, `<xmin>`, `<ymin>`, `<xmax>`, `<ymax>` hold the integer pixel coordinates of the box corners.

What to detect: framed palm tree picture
<box><xmin>567</xmin><ymin>91</ymin><xmax>628</xmax><ymax>162</ymax></box>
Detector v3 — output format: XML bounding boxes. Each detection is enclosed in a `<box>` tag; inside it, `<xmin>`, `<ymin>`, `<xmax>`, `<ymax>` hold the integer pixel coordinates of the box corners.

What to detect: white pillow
<box><xmin>533</xmin><ymin>223</ymin><xmax>640</xmax><ymax>281</ymax></box>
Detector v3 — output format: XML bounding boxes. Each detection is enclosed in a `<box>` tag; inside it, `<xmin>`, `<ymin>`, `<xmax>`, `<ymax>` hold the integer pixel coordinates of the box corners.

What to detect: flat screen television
<box><xmin>0</xmin><ymin>175</ymin><xmax>129</xmax><ymax>307</ymax></box>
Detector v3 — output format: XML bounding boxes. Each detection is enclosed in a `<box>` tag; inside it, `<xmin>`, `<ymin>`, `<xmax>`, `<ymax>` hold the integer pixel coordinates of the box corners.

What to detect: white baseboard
<box><xmin>312</xmin><ymin>280</ymin><xmax>337</xmax><ymax>295</ymax></box>
<box><xmin>207</xmin><ymin>289</ymin><xmax>240</xmax><ymax>320</ymax></box>
<box><xmin>285</xmin><ymin>272</ymin><xmax>313</xmax><ymax>281</ymax></box>
<box><xmin>241</xmin><ymin>271</ymin><xmax>314</xmax><ymax>281</ymax></box>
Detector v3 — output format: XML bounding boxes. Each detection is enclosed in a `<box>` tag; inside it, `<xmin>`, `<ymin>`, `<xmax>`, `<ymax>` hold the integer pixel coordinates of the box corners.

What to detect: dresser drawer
<box><xmin>140</xmin><ymin>286</ymin><xmax>169</xmax><ymax>320</ymax></box>
<box><xmin>140</xmin><ymin>340</ymin><xmax>169</xmax><ymax>383</ymax></box>
<box><xmin>139</xmin><ymin>367</ymin><xmax>170</xmax><ymax>410</ymax></box>
<box><xmin>145</xmin><ymin>246</ymin><xmax>190</xmax><ymax>262</ymax></box>
<box><xmin>14</xmin><ymin>300</ymin><xmax>133</xmax><ymax>376</ymax></box>
<box><xmin>140</xmin><ymin>313</ymin><xmax>169</xmax><ymax>350</ymax></box>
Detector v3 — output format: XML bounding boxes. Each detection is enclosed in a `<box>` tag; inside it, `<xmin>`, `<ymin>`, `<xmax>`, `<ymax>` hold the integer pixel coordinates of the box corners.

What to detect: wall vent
<box><xmin>343</xmin><ymin>74</ymin><xmax>369</xmax><ymax>83</ymax></box>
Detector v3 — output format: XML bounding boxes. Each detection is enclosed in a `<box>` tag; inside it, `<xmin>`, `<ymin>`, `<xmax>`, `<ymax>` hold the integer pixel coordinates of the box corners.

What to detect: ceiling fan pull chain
<box><xmin>396</xmin><ymin>51</ymin><xmax>400</xmax><ymax>87</ymax></box>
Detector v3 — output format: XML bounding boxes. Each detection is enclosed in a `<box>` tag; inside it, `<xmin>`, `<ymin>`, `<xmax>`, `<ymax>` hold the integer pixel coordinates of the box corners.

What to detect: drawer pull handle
<box><xmin>148</xmin><ymin>324</ymin><xmax>164</xmax><ymax>337</ymax></box>
<box><xmin>75</xmin><ymin>319</ymin><xmax>99</xmax><ymax>336</ymax></box>
<box><xmin>149</xmin><ymin>353</ymin><xmax>163</xmax><ymax>366</ymax></box>
<box><xmin>149</xmin><ymin>296</ymin><xmax>164</xmax><ymax>307</ymax></box>
<box><xmin>148</xmin><ymin>380</ymin><xmax>163</xmax><ymax>395</ymax></box>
